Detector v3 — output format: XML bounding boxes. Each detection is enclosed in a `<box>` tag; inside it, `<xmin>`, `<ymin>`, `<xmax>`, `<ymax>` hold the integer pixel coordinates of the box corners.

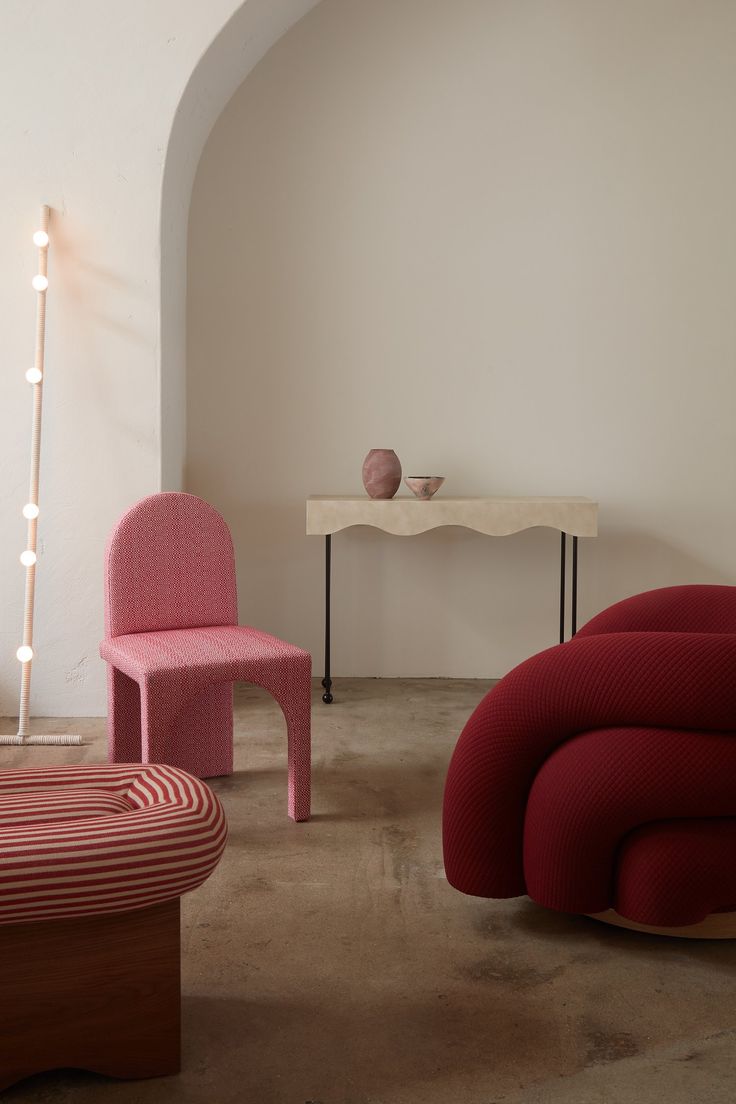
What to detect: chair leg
<box><xmin>173</xmin><ymin>683</ymin><xmax>234</xmax><ymax>778</ymax></box>
<box><xmin>260</xmin><ymin>656</ymin><xmax>312</xmax><ymax>822</ymax></box>
<box><xmin>107</xmin><ymin>666</ymin><xmax>142</xmax><ymax>763</ymax></box>
<box><xmin>0</xmin><ymin>899</ymin><xmax>181</xmax><ymax>1091</ymax></box>
<box><xmin>141</xmin><ymin>682</ymin><xmax>234</xmax><ymax>779</ymax></box>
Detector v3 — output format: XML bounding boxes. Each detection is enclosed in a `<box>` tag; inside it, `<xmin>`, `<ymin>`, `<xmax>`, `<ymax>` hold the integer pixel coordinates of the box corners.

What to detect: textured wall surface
<box><xmin>188</xmin><ymin>0</ymin><xmax>736</xmax><ymax>678</ymax></box>
<box><xmin>0</xmin><ymin>0</ymin><xmax>319</xmax><ymax>717</ymax></box>
<box><xmin>2</xmin><ymin>0</ymin><xmax>735</xmax><ymax>715</ymax></box>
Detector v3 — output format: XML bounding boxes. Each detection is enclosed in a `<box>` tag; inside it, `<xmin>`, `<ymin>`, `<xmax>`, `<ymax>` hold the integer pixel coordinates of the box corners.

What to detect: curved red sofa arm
<box><xmin>442</xmin><ymin>630</ymin><xmax>736</xmax><ymax>898</ymax></box>
<box><xmin>577</xmin><ymin>584</ymin><xmax>736</xmax><ymax>637</ymax></box>
<box><xmin>523</xmin><ymin>725</ymin><xmax>736</xmax><ymax>919</ymax></box>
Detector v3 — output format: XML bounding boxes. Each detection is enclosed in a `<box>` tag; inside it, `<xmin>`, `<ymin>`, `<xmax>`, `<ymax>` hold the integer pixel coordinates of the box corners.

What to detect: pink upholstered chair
<box><xmin>100</xmin><ymin>493</ymin><xmax>311</xmax><ymax>821</ymax></box>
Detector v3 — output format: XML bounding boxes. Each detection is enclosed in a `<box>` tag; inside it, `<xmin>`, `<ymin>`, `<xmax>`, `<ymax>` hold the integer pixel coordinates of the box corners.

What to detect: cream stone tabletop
<box><xmin>306</xmin><ymin>496</ymin><xmax>598</xmax><ymax>538</ymax></box>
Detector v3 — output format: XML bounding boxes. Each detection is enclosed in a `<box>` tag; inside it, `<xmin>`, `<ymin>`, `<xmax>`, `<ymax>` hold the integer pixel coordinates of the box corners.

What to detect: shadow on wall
<box><xmin>179</xmin><ymin>487</ymin><xmax>566</xmax><ymax>677</ymax></box>
<box><xmin>176</xmin><ymin>479</ymin><xmax>733</xmax><ymax>681</ymax></box>
<box><xmin>51</xmin><ymin>211</ymin><xmax>156</xmax><ymax>462</ymax></box>
<box><xmin>183</xmin><ymin>0</ymin><xmax>736</xmax><ymax>677</ymax></box>
<box><xmin>584</xmin><ymin>527</ymin><xmax>734</xmax><ymax>618</ymax></box>
<box><xmin>1</xmin><ymin>521</ymin><xmax>723</xmax><ymax>709</ymax></box>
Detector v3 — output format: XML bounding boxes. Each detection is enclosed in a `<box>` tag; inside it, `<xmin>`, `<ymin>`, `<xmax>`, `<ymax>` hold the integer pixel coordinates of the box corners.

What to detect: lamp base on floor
<box><xmin>0</xmin><ymin>734</ymin><xmax>82</xmax><ymax>745</ymax></box>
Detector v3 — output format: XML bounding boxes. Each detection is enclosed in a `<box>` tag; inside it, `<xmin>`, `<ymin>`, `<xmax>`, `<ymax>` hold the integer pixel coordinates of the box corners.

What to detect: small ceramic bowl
<box><xmin>404</xmin><ymin>476</ymin><xmax>445</xmax><ymax>500</ymax></box>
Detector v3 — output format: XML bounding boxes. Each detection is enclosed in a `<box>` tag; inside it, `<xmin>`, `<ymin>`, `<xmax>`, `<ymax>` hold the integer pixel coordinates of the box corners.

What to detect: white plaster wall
<box><xmin>188</xmin><ymin>0</ymin><xmax>736</xmax><ymax>678</ymax></box>
<box><xmin>0</xmin><ymin>0</ymin><xmax>320</xmax><ymax>718</ymax></box>
<box><xmin>161</xmin><ymin>0</ymin><xmax>323</xmax><ymax>490</ymax></box>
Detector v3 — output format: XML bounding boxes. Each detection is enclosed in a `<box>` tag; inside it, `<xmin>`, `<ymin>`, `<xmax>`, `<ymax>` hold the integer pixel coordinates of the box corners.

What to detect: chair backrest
<box><xmin>104</xmin><ymin>493</ymin><xmax>238</xmax><ymax>637</ymax></box>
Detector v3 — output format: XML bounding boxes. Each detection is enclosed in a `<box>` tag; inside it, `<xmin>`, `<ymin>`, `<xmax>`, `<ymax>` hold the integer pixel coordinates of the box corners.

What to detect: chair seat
<box><xmin>100</xmin><ymin>624</ymin><xmax>310</xmax><ymax>684</ymax></box>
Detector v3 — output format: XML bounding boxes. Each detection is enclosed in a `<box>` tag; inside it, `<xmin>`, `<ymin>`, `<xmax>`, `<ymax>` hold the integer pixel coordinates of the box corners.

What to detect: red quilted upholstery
<box><xmin>101</xmin><ymin>494</ymin><xmax>311</xmax><ymax>821</ymax></box>
<box><xmin>104</xmin><ymin>493</ymin><xmax>238</xmax><ymax>637</ymax></box>
<box><xmin>576</xmin><ymin>584</ymin><xmax>736</xmax><ymax>637</ymax></box>
<box><xmin>616</xmin><ymin>819</ymin><xmax>736</xmax><ymax>927</ymax></box>
<box><xmin>443</xmin><ymin>584</ymin><xmax>736</xmax><ymax>927</ymax></box>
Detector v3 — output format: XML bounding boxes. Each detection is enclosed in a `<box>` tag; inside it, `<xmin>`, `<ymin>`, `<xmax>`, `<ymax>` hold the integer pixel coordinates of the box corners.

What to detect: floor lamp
<box><xmin>0</xmin><ymin>206</ymin><xmax>81</xmax><ymax>746</ymax></box>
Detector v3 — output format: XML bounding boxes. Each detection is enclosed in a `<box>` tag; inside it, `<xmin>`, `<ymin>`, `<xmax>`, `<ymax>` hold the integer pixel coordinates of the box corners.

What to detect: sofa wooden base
<box><xmin>589</xmin><ymin>907</ymin><xmax>736</xmax><ymax>940</ymax></box>
<box><xmin>0</xmin><ymin>898</ymin><xmax>181</xmax><ymax>1091</ymax></box>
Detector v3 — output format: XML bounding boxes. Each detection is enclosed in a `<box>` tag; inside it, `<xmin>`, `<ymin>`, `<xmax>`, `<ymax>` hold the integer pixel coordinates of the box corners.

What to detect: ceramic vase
<box><xmin>362</xmin><ymin>449</ymin><xmax>402</xmax><ymax>499</ymax></box>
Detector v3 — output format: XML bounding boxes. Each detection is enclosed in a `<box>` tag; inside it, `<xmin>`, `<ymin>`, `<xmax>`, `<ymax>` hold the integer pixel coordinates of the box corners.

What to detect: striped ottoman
<box><xmin>0</xmin><ymin>762</ymin><xmax>227</xmax><ymax>1091</ymax></box>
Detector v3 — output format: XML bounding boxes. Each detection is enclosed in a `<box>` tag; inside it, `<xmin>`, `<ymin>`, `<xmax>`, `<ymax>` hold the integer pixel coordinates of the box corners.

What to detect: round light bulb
<box><xmin>16</xmin><ymin>645</ymin><xmax>34</xmax><ymax>663</ymax></box>
<box><xmin>25</xmin><ymin>367</ymin><xmax>42</xmax><ymax>384</ymax></box>
<box><xmin>20</xmin><ymin>550</ymin><xmax>37</xmax><ymax>567</ymax></box>
<box><xmin>22</xmin><ymin>503</ymin><xmax>40</xmax><ymax>520</ymax></box>
<box><xmin>33</xmin><ymin>230</ymin><xmax>49</xmax><ymax>248</ymax></box>
<box><xmin>32</xmin><ymin>274</ymin><xmax>48</xmax><ymax>292</ymax></box>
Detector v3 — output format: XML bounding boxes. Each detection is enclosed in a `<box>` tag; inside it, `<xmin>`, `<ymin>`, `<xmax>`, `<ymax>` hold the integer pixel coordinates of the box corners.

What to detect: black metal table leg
<box><xmin>321</xmin><ymin>534</ymin><xmax>333</xmax><ymax>703</ymax></box>
<box><xmin>559</xmin><ymin>532</ymin><xmax>566</xmax><ymax>644</ymax></box>
<box><xmin>571</xmin><ymin>536</ymin><xmax>578</xmax><ymax>636</ymax></box>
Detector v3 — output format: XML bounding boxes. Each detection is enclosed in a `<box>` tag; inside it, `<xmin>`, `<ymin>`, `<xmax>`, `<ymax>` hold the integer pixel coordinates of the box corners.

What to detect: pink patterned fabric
<box><xmin>0</xmin><ymin>763</ymin><xmax>227</xmax><ymax>925</ymax></box>
<box><xmin>101</xmin><ymin>494</ymin><xmax>311</xmax><ymax>821</ymax></box>
<box><xmin>104</xmin><ymin>492</ymin><xmax>238</xmax><ymax>637</ymax></box>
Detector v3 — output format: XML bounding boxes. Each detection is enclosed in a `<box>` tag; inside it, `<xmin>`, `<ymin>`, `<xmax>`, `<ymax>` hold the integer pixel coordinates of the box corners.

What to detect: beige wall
<box><xmin>188</xmin><ymin>0</ymin><xmax>736</xmax><ymax>678</ymax></box>
<box><xmin>0</xmin><ymin>0</ymin><xmax>321</xmax><ymax>717</ymax></box>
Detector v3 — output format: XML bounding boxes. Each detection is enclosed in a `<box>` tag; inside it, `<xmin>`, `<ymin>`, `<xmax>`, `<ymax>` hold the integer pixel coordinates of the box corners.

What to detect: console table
<box><xmin>306</xmin><ymin>495</ymin><xmax>598</xmax><ymax>703</ymax></box>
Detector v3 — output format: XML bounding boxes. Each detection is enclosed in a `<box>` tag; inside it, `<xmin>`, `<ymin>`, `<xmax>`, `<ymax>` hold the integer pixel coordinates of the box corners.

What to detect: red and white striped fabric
<box><xmin>0</xmin><ymin>763</ymin><xmax>227</xmax><ymax>926</ymax></box>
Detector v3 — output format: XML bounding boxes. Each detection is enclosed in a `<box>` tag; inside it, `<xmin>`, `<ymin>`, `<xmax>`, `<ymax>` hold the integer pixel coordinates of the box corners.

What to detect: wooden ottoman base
<box><xmin>589</xmin><ymin>908</ymin><xmax>736</xmax><ymax>940</ymax></box>
<box><xmin>0</xmin><ymin>898</ymin><xmax>181</xmax><ymax>1092</ymax></box>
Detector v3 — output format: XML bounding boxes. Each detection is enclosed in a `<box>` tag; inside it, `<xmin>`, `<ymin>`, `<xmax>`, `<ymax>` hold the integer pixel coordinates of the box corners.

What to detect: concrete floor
<box><xmin>2</xmin><ymin>678</ymin><xmax>736</xmax><ymax>1103</ymax></box>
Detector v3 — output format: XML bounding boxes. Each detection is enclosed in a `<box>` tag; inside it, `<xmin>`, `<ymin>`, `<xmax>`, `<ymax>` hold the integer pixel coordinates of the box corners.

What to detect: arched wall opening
<box><xmin>160</xmin><ymin>0</ymin><xmax>322</xmax><ymax>491</ymax></box>
<box><xmin>0</xmin><ymin>0</ymin><xmax>320</xmax><ymax>717</ymax></box>
<box><xmin>184</xmin><ymin>0</ymin><xmax>736</xmax><ymax>679</ymax></box>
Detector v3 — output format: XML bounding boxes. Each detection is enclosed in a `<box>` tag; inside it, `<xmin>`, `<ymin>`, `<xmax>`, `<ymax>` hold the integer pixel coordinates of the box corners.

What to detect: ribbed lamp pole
<box><xmin>0</xmin><ymin>206</ymin><xmax>81</xmax><ymax>746</ymax></box>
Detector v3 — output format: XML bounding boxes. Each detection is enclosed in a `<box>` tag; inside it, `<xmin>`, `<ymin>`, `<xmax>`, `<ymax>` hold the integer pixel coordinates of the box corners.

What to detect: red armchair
<box><xmin>443</xmin><ymin>585</ymin><xmax>736</xmax><ymax>937</ymax></box>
